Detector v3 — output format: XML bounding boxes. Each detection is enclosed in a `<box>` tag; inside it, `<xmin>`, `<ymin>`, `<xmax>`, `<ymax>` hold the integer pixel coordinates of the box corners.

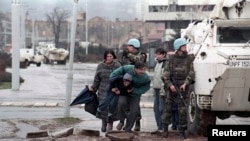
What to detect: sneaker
<box><xmin>116</xmin><ymin>122</ymin><xmax>124</xmax><ymax>130</ymax></box>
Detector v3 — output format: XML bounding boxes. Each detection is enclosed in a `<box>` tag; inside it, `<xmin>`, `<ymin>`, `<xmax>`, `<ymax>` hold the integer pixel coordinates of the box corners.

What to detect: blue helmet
<box><xmin>127</xmin><ymin>38</ymin><xmax>140</xmax><ymax>48</ymax></box>
<box><xmin>173</xmin><ymin>38</ymin><xmax>187</xmax><ymax>50</ymax></box>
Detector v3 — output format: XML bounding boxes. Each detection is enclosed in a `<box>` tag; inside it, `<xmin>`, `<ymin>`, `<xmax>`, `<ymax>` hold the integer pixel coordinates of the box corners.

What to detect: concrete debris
<box><xmin>106</xmin><ymin>132</ymin><xmax>134</xmax><ymax>141</ymax></box>
<box><xmin>76</xmin><ymin>129</ymin><xmax>100</xmax><ymax>137</ymax></box>
<box><xmin>51</xmin><ymin>127</ymin><xmax>74</xmax><ymax>138</ymax></box>
<box><xmin>26</xmin><ymin>131</ymin><xmax>48</xmax><ymax>138</ymax></box>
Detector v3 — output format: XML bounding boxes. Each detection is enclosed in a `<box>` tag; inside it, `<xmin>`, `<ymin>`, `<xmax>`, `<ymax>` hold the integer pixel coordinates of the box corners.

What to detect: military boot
<box><xmin>180</xmin><ymin>129</ymin><xmax>187</xmax><ymax>140</ymax></box>
<box><xmin>134</xmin><ymin>120</ymin><xmax>140</xmax><ymax>131</ymax></box>
<box><xmin>162</xmin><ymin>124</ymin><xmax>168</xmax><ymax>138</ymax></box>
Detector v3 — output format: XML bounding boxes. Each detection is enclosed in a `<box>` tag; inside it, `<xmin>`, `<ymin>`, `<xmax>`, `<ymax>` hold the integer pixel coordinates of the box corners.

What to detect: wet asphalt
<box><xmin>0</xmin><ymin>63</ymin><xmax>157</xmax><ymax>133</ymax></box>
<box><xmin>0</xmin><ymin>63</ymin><xmax>250</xmax><ymax>133</ymax></box>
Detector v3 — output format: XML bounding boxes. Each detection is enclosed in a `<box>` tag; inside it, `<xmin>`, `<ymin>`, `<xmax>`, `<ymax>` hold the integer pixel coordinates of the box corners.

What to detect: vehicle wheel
<box><xmin>57</xmin><ymin>61</ymin><xmax>62</xmax><ymax>64</ymax></box>
<box><xmin>216</xmin><ymin>111</ymin><xmax>231</xmax><ymax>120</ymax></box>
<box><xmin>20</xmin><ymin>62</ymin><xmax>27</xmax><ymax>68</ymax></box>
<box><xmin>25</xmin><ymin>60</ymin><xmax>30</xmax><ymax>66</ymax></box>
<box><xmin>235</xmin><ymin>112</ymin><xmax>250</xmax><ymax>117</ymax></box>
<box><xmin>187</xmin><ymin>86</ymin><xmax>200</xmax><ymax>136</ymax></box>
<box><xmin>58</xmin><ymin>59</ymin><xmax>66</xmax><ymax>65</ymax></box>
<box><xmin>199</xmin><ymin>110</ymin><xmax>216</xmax><ymax>136</ymax></box>
<box><xmin>44</xmin><ymin>58</ymin><xmax>49</xmax><ymax>64</ymax></box>
<box><xmin>187</xmin><ymin>86</ymin><xmax>216</xmax><ymax>137</ymax></box>
<box><xmin>36</xmin><ymin>62</ymin><xmax>41</xmax><ymax>67</ymax></box>
<box><xmin>62</xmin><ymin>60</ymin><xmax>66</xmax><ymax>64</ymax></box>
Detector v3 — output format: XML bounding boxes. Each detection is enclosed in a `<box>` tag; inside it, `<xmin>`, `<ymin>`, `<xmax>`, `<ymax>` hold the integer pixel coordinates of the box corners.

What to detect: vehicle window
<box><xmin>217</xmin><ymin>27</ymin><xmax>250</xmax><ymax>44</ymax></box>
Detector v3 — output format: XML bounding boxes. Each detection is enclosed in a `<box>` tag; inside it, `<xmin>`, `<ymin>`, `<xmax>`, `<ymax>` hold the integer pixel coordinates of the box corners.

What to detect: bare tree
<box><xmin>46</xmin><ymin>7</ymin><xmax>70</xmax><ymax>48</ymax></box>
<box><xmin>0</xmin><ymin>13</ymin><xmax>7</xmax><ymax>48</ymax></box>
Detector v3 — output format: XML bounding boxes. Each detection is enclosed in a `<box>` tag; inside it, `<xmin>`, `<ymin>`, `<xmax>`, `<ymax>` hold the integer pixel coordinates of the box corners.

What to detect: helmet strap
<box><xmin>177</xmin><ymin>50</ymin><xmax>187</xmax><ymax>55</ymax></box>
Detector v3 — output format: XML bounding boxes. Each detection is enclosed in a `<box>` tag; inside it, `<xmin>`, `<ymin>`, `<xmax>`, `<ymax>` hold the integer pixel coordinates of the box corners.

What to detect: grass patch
<box><xmin>54</xmin><ymin>117</ymin><xmax>82</xmax><ymax>124</ymax></box>
<box><xmin>0</xmin><ymin>72</ymin><xmax>24</xmax><ymax>89</ymax></box>
<box><xmin>0</xmin><ymin>82</ymin><xmax>11</xmax><ymax>89</ymax></box>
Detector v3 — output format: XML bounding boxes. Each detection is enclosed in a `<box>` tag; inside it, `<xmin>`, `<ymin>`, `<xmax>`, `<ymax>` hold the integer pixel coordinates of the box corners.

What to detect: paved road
<box><xmin>0</xmin><ymin>63</ymin><xmax>101</xmax><ymax>104</ymax></box>
<box><xmin>0</xmin><ymin>107</ymin><xmax>156</xmax><ymax>132</ymax></box>
<box><xmin>0</xmin><ymin>63</ymin><xmax>250</xmax><ymax>132</ymax></box>
<box><xmin>0</xmin><ymin>63</ymin><xmax>153</xmax><ymax>106</ymax></box>
<box><xmin>0</xmin><ymin>63</ymin><xmax>156</xmax><ymax>131</ymax></box>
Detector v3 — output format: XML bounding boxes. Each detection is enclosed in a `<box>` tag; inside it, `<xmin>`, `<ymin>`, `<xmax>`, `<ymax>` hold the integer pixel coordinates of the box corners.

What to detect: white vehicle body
<box><xmin>20</xmin><ymin>48</ymin><xmax>43</xmax><ymax>67</ymax></box>
<box><xmin>181</xmin><ymin>0</ymin><xmax>250</xmax><ymax>136</ymax></box>
<box><xmin>39</xmin><ymin>43</ymin><xmax>69</xmax><ymax>65</ymax></box>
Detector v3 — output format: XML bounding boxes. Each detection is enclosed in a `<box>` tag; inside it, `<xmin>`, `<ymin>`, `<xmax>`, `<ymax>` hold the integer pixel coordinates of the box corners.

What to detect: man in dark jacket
<box><xmin>96</xmin><ymin>73</ymin><xmax>133</xmax><ymax>131</ymax></box>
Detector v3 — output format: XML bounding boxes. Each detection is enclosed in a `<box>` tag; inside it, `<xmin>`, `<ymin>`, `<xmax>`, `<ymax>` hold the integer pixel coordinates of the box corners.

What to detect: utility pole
<box><xmin>20</xmin><ymin>0</ymin><xmax>26</xmax><ymax>49</ymax></box>
<box><xmin>111</xmin><ymin>25</ymin><xmax>113</xmax><ymax>48</ymax></box>
<box><xmin>85</xmin><ymin>0</ymin><xmax>88</xmax><ymax>55</ymax></box>
<box><xmin>64</xmin><ymin>0</ymin><xmax>79</xmax><ymax>118</ymax></box>
<box><xmin>67</xmin><ymin>19</ymin><xmax>70</xmax><ymax>50</ymax></box>
<box><xmin>11</xmin><ymin>0</ymin><xmax>21</xmax><ymax>90</ymax></box>
<box><xmin>107</xmin><ymin>21</ymin><xmax>109</xmax><ymax>47</ymax></box>
<box><xmin>31</xmin><ymin>11</ymin><xmax>36</xmax><ymax>53</ymax></box>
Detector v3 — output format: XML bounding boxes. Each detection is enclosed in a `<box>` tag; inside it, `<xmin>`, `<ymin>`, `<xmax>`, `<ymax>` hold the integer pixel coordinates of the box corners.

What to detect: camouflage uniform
<box><xmin>161</xmin><ymin>52</ymin><xmax>195</xmax><ymax>130</ymax></box>
<box><xmin>120</xmin><ymin>50</ymin><xmax>147</xmax><ymax>65</ymax></box>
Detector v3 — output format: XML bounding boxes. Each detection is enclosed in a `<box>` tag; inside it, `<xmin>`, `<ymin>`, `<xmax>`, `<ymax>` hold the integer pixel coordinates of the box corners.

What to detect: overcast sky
<box><xmin>0</xmin><ymin>0</ymin><xmax>143</xmax><ymax>21</ymax></box>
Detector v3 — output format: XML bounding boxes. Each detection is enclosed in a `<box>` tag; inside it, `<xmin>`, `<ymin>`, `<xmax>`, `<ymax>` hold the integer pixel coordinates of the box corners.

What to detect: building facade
<box><xmin>143</xmin><ymin>0</ymin><xmax>217</xmax><ymax>50</ymax></box>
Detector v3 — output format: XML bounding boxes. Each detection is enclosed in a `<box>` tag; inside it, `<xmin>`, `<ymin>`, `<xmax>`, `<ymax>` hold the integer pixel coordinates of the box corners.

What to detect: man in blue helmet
<box><xmin>161</xmin><ymin>37</ymin><xmax>195</xmax><ymax>139</ymax></box>
<box><xmin>117</xmin><ymin>38</ymin><xmax>147</xmax><ymax>131</ymax></box>
<box><xmin>120</xmin><ymin>38</ymin><xmax>147</xmax><ymax>65</ymax></box>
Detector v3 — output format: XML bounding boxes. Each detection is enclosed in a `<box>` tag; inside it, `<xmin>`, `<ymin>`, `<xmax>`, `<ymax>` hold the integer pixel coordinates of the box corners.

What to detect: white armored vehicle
<box><xmin>38</xmin><ymin>43</ymin><xmax>69</xmax><ymax>65</ymax></box>
<box><xmin>182</xmin><ymin>0</ymin><xmax>250</xmax><ymax>136</ymax></box>
<box><xmin>19</xmin><ymin>48</ymin><xmax>44</xmax><ymax>67</ymax></box>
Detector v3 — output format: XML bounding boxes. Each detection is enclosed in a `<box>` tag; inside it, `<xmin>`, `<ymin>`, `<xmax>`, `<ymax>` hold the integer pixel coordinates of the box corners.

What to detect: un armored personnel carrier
<box><xmin>182</xmin><ymin>0</ymin><xmax>250</xmax><ymax>136</ymax></box>
<box><xmin>37</xmin><ymin>43</ymin><xmax>69</xmax><ymax>65</ymax></box>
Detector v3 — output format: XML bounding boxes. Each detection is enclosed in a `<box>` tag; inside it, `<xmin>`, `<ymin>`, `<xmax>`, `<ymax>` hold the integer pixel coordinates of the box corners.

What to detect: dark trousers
<box><xmin>171</xmin><ymin>109</ymin><xmax>179</xmax><ymax>129</ymax></box>
<box><xmin>136</xmin><ymin>106</ymin><xmax>142</xmax><ymax>121</ymax></box>
<box><xmin>118</xmin><ymin>95</ymin><xmax>141</xmax><ymax>132</ymax></box>
<box><xmin>162</xmin><ymin>80</ymin><xmax>189</xmax><ymax>130</ymax></box>
<box><xmin>153</xmin><ymin>88</ymin><xmax>165</xmax><ymax>130</ymax></box>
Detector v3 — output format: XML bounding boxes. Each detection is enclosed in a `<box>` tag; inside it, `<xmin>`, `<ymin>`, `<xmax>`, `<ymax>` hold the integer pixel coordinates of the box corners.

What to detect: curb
<box><xmin>1</xmin><ymin>102</ymin><xmax>60</xmax><ymax>107</ymax></box>
<box><xmin>0</xmin><ymin>102</ymin><xmax>153</xmax><ymax>108</ymax></box>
